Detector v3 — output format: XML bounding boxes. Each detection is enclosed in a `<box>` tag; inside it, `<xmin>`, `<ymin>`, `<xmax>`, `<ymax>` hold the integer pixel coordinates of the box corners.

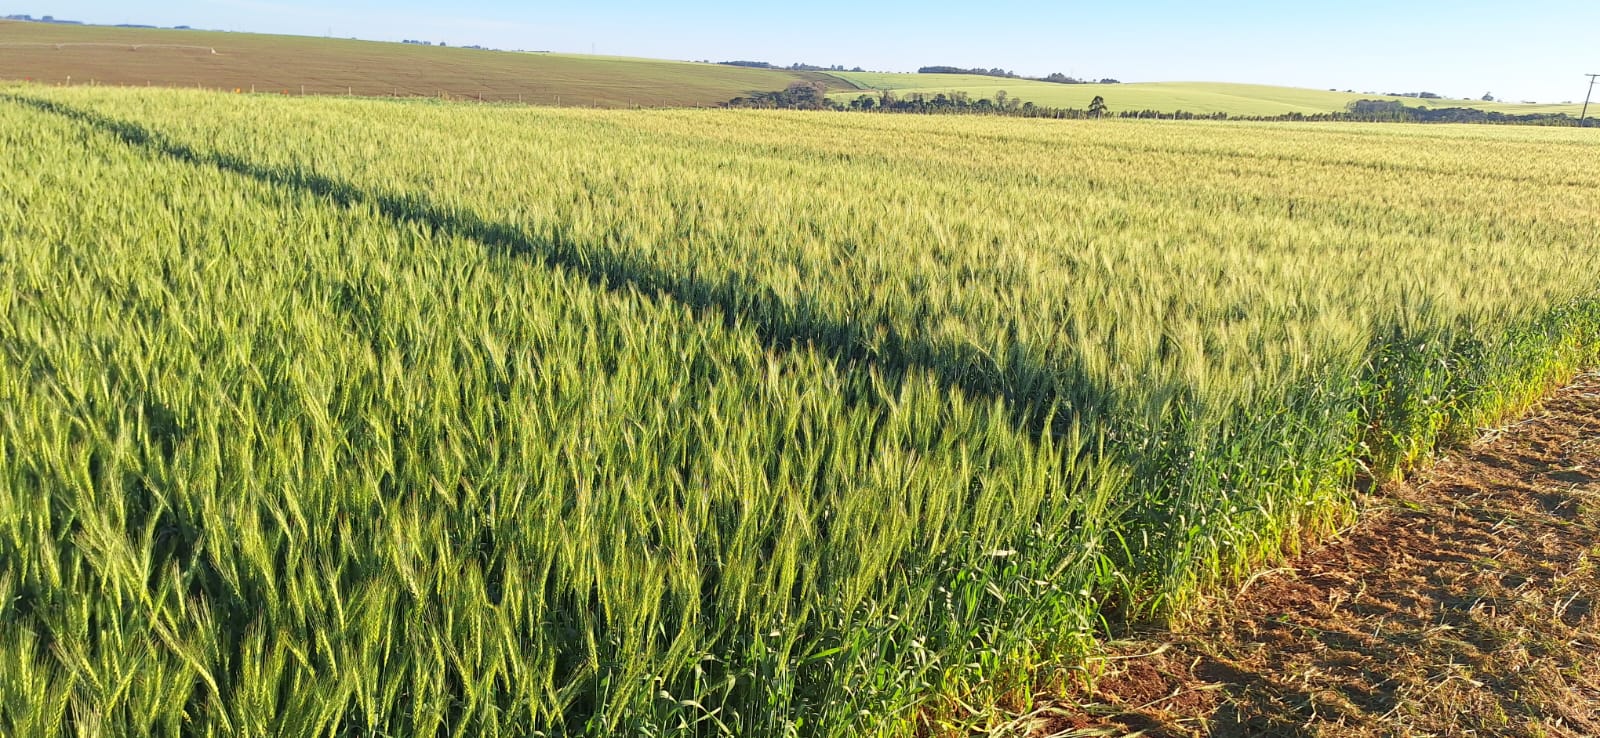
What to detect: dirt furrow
<box><xmin>1037</xmin><ymin>373</ymin><xmax>1600</xmax><ymax>737</ymax></box>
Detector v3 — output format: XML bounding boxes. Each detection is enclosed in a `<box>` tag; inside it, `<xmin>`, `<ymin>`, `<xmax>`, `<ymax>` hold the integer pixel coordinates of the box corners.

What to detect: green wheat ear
<box><xmin>1</xmin><ymin>85</ymin><xmax>1597</xmax><ymax>737</ymax></box>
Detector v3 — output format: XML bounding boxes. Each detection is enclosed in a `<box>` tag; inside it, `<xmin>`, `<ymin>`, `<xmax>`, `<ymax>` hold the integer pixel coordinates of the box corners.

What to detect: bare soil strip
<box><xmin>1036</xmin><ymin>373</ymin><xmax>1600</xmax><ymax>737</ymax></box>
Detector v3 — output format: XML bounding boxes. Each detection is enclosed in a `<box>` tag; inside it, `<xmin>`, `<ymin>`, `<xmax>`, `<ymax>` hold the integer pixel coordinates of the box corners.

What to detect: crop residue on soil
<box><xmin>1037</xmin><ymin>372</ymin><xmax>1600</xmax><ymax>737</ymax></box>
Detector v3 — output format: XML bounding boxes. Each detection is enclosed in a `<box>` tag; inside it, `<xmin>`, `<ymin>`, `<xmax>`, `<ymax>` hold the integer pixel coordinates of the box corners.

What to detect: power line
<box><xmin>1583</xmin><ymin>73</ymin><xmax>1599</xmax><ymax>122</ymax></box>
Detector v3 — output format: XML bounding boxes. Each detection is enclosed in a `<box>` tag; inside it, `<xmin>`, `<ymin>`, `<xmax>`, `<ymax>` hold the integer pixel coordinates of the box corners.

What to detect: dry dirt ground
<box><xmin>1033</xmin><ymin>373</ymin><xmax>1600</xmax><ymax>737</ymax></box>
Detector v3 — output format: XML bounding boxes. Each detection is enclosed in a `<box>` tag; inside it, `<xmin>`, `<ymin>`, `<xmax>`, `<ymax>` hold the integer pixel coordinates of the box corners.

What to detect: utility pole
<box><xmin>1583</xmin><ymin>74</ymin><xmax>1600</xmax><ymax>122</ymax></box>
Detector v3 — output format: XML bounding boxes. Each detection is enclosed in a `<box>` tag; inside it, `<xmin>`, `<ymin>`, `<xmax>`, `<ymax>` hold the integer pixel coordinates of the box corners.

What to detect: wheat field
<box><xmin>2</xmin><ymin>86</ymin><xmax>1598</xmax><ymax>736</ymax></box>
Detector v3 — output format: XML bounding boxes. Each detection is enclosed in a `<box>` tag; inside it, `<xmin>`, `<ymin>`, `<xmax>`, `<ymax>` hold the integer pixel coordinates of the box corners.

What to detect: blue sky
<box><xmin>17</xmin><ymin>1</ymin><xmax>1600</xmax><ymax>102</ymax></box>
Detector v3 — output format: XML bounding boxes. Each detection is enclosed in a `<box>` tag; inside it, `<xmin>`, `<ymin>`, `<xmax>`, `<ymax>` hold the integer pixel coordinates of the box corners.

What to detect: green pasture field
<box><xmin>826</xmin><ymin>72</ymin><xmax>1588</xmax><ymax>117</ymax></box>
<box><xmin>2</xmin><ymin>84</ymin><xmax>1599</xmax><ymax>736</ymax></box>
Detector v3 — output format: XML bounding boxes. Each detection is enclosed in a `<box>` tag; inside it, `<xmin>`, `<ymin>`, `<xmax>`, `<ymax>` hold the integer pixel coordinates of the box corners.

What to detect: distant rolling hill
<box><xmin>824</xmin><ymin>72</ymin><xmax>1587</xmax><ymax>118</ymax></box>
<box><xmin>3</xmin><ymin>22</ymin><xmax>1583</xmax><ymax>117</ymax></box>
<box><xmin>0</xmin><ymin>21</ymin><xmax>839</xmax><ymax>107</ymax></box>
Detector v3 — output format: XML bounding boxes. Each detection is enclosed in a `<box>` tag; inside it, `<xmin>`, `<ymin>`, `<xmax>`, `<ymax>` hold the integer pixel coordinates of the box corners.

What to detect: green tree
<box><xmin>1089</xmin><ymin>95</ymin><xmax>1107</xmax><ymax>118</ymax></box>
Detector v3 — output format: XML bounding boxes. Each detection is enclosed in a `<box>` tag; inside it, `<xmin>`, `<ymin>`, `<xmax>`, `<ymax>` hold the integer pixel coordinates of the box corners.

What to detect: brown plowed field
<box><xmin>0</xmin><ymin>21</ymin><xmax>835</xmax><ymax>106</ymax></box>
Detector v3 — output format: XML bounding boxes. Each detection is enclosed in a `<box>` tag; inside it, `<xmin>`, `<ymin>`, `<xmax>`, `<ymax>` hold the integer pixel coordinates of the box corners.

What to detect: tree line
<box><xmin>727</xmin><ymin>84</ymin><xmax>1130</xmax><ymax>119</ymax></box>
<box><xmin>712</xmin><ymin>60</ymin><xmax>1120</xmax><ymax>84</ymax></box>
<box><xmin>917</xmin><ymin>66</ymin><xmax>1120</xmax><ymax>85</ymax></box>
<box><xmin>719</xmin><ymin>60</ymin><xmax>867</xmax><ymax>72</ymax></box>
<box><xmin>1332</xmin><ymin>99</ymin><xmax>1590</xmax><ymax>125</ymax></box>
<box><xmin>724</xmin><ymin>85</ymin><xmax>1597</xmax><ymax>127</ymax></box>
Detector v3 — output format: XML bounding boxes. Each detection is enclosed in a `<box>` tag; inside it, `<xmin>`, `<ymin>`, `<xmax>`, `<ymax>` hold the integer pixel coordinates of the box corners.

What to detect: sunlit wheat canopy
<box><xmin>2</xmin><ymin>85</ymin><xmax>1599</xmax><ymax>736</ymax></box>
